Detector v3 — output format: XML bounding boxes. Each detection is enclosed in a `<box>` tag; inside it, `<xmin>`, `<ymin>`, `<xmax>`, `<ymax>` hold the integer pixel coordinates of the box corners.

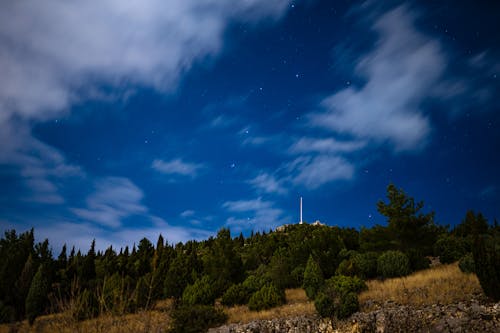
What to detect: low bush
<box><xmin>220</xmin><ymin>283</ymin><xmax>251</xmax><ymax>306</ymax></box>
<box><xmin>290</xmin><ymin>265</ymin><xmax>305</xmax><ymax>287</ymax></box>
<box><xmin>405</xmin><ymin>249</ymin><xmax>430</xmax><ymax>272</ymax></box>
<box><xmin>248</xmin><ymin>284</ymin><xmax>285</xmax><ymax>311</ymax></box>
<box><xmin>336</xmin><ymin>292</ymin><xmax>359</xmax><ymax>319</ymax></box>
<box><xmin>472</xmin><ymin>235</ymin><xmax>500</xmax><ymax>301</ymax></box>
<box><xmin>434</xmin><ymin>236</ymin><xmax>468</xmax><ymax>264</ymax></box>
<box><xmin>74</xmin><ymin>289</ymin><xmax>99</xmax><ymax>321</ymax></box>
<box><xmin>182</xmin><ymin>275</ymin><xmax>218</xmax><ymax>306</ymax></box>
<box><xmin>325</xmin><ymin>275</ymin><xmax>367</xmax><ymax>295</ymax></box>
<box><xmin>377</xmin><ymin>250</ymin><xmax>410</xmax><ymax>278</ymax></box>
<box><xmin>242</xmin><ymin>274</ymin><xmax>270</xmax><ymax>293</ymax></box>
<box><xmin>458</xmin><ymin>253</ymin><xmax>475</xmax><ymax>273</ymax></box>
<box><xmin>169</xmin><ymin>304</ymin><xmax>227</xmax><ymax>333</ymax></box>
<box><xmin>0</xmin><ymin>301</ymin><xmax>14</xmax><ymax>324</ymax></box>
<box><xmin>352</xmin><ymin>252</ymin><xmax>378</xmax><ymax>279</ymax></box>
<box><xmin>336</xmin><ymin>259</ymin><xmax>356</xmax><ymax>277</ymax></box>
<box><xmin>314</xmin><ymin>292</ymin><xmax>335</xmax><ymax>318</ymax></box>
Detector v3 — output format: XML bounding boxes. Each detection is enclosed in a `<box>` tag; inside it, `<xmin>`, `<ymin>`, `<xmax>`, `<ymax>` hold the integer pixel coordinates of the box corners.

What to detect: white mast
<box><xmin>299</xmin><ymin>196</ymin><xmax>303</xmax><ymax>224</ymax></box>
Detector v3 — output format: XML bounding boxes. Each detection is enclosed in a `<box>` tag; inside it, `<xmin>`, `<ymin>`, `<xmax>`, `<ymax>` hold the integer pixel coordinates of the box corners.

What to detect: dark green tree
<box><xmin>377</xmin><ymin>184</ymin><xmax>438</xmax><ymax>253</ymax></box>
<box><xmin>303</xmin><ymin>255</ymin><xmax>324</xmax><ymax>299</ymax></box>
<box><xmin>25</xmin><ymin>265</ymin><xmax>50</xmax><ymax>325</ymax></box>
<box><xmin>472</xmin><ymin>234</ymin><xmax>500</xmax><ymax>301</ymax></box>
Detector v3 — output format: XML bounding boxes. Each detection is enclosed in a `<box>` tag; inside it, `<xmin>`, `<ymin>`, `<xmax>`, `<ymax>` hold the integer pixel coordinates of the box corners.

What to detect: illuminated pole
<box><xmin>300</xmin><ymin>196</ymin><xmax>303</xmax><ymax>224</ymax></box>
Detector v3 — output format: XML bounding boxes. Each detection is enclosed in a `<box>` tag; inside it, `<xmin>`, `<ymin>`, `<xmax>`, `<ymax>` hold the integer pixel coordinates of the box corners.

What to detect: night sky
<box><xmin>1</xmin><ymin>0</ymin><xmax>499</xmax><ymax>252</ymax></box>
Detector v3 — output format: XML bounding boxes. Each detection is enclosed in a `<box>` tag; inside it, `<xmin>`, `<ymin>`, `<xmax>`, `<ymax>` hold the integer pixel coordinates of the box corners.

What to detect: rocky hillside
<box><xmin>210</xmin><ymin>299</ymin><xmax>500</xmax><ymax>333</ymax></box>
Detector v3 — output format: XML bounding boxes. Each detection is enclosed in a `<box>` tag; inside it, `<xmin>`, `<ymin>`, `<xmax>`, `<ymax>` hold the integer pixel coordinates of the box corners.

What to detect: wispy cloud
<box><xmin>223</xmin><ymin>197</ymin><xmax>290</xmax><ymax>232</ymax></box>
<box><xmin>72</xmin><ymin>177</ymin><xmax>147</xmax><ymax>228</ymax></box>
<box><xmin>0</xmin><ymin>0</ymin><xmax>291</xmax><ymax>220</ymax></box>
<box><xmin>0</xmin><ymin>121</ymin><xmax>83</xmax><ymax>204</ymax></box>
<box><xmin>152</xmin><ymin>158</ymin><xmax>205</xmax><ymax>178</ymax></box>
<box><xmin>308</xmin><ymin>5</ymin><xmax>446</xmax><ymax>151</ymax></box>
<box><xmin>248</xmin><ymin>172</ymin><xmax>287</xmax><ymax>195</ymax></box>
<box><xmin>287</xmin><ymin>155</ymin><xmax>354</xmax><ymax>189</ymax></box>
<box><xmin>180</xmin><ymin>210</ymin><xmax>196</xmax><ymax>218</ymax></box>
<box><xmin>289</xmin><ymin>137</ymin><xmax>366</xmax><ymax>154</ymax></box>
<box><xmin>0</xmin><ymin>0</ymin><xmax>291</xmax><ymax>123</ymax></box>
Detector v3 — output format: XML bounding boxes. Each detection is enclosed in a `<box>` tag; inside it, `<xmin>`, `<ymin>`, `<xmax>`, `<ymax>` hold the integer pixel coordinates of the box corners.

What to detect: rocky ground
<box><xmin>209</xmin><ymin>299</ymin><xmax>500</xmax><ymax>333</ymax></box>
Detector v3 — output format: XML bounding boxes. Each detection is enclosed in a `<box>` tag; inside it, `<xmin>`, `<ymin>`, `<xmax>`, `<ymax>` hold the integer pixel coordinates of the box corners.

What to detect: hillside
<box><xmin>2</xmin><ymin>263</ymin><xmax>498</xmax><ymax>332</ymax></box>
<box><xmin>1</xmin><ymin>186</ymin><xmax>499</xmax><ymax>332</ymax></box>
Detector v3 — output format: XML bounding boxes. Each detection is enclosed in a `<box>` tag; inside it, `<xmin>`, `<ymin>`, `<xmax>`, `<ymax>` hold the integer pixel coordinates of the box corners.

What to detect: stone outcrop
<box><xmin>209</xmin><ymin>300</ymin><xmax>500</xmax><ymax>333</ymax></box>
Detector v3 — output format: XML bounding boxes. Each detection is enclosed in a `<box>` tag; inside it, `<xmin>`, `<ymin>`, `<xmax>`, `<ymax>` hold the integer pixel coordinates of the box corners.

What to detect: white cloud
<box><xmin>223</xmin><ymin>197</ymin><xmax>290</xmax><ymax>232</ymax></box>
<box><xmin>72</xmin><ymin>177</ymin><xmax>147</xmax><ymax>228</ymax></box>
<box><xmin>152</xmin><ymin>158</ymin><xmax>205</xmax><ymax>178</ymax></box>
<box><xmin>0</xmin><ymin>0</ymin><xmax>290</xmax><ymax>122</ymax></box>
<box><xmin>249</xmin><ymin>172</ymin><xmax>287</xmax><ymax>195</ymax></box>
<box><xmin>0</xmin><ymin>0</ymin><xmax>291</xmax><ymax>210</ymax></box>
<box><xmin>289</xmin><ymin>137</ymin><xmax>366</xmax><ymax>154</ymax></box>
<box><xmin>32</xmin><ymin>220</ymin><xmax>212</xmax><ymax>253</ymax></box>
<box><xmin>0</xmin><ymin>121</ymin><xmax>83</xmax><ymax>204</ymax></box>
<box><xmin>287</xmin><ymin>155</ymin><xmax>354</xmax><ymax>189</ymax></box>
<box><xmin>308</xmin><ymin>5</ymin><xmax>446</xmax><ymax>151</ymax></box>
<box><xmin>180</xmin><ymin>210</ymin><xmax>196</xmax><ymax>218</ymax></box>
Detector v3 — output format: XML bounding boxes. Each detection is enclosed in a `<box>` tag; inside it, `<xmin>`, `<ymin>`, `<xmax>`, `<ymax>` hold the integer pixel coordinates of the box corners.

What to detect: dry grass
<box><xmin>225</xmin><ymin>288</ymin><xmax>315</xmax><ymax>324</ymax></box>
<box><xmin>359</xmin><ymin>263</ymin><xmax>482</xmax><ymax>311</ymax></box>
<box><xmin>0</xmin><ymin>299</ymin><xmax>174</xmax><ymax>333</ymax></box>
<box><xmin>0</xmin><ymin>265</ymin><xmax>483</xmax><ymax>331</ymax></box>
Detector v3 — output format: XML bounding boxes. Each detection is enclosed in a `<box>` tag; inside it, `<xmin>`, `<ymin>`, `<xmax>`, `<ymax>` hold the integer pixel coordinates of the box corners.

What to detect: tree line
<box><xmin>0</xmin><ymin>184</ymin><xmax>498</xmax><ymax>332</ymax></box>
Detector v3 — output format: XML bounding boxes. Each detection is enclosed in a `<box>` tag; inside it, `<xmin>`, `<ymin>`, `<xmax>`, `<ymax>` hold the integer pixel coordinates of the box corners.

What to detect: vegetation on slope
<box><xmin>0</xmin><ymin>183</ymin><xmax>498</xmax><ymax>332</ymax></box>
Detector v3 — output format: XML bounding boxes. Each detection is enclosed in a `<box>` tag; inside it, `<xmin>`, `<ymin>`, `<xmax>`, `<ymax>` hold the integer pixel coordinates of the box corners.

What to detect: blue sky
<box><xmin>1</xmin><ymin>0</ymin><xmax>499</xmax><ymax>252</ymax></box>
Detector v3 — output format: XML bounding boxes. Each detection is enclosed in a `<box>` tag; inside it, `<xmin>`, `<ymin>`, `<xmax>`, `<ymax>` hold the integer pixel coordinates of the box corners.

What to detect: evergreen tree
<box><xmin>377</xmin><ymin>183</ymin><xmax>437</xmax><ymax>253</ymax></box>
<box><xmin>472</xmin><ymin>233</ymin><xmax>500</xmax><ymax>301</ymax></box>
<box><xmin>15</xmin><ymin>254</ymin><xmax>36</xmax><ymax>318</ymax></box>
<box><xmin>303</xmin><ymin>255</ymin><xmax>324</xmax><ymax>300</ymax></box>
<box><xmin>25</xmin><ymin>265</ymin><xmax>50</xmax><ymax>325</ymax></box>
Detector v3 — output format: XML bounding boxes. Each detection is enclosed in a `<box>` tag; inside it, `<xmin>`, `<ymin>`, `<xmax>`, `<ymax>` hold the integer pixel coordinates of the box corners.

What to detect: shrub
<box><xmin>352</xmin><ymin>252</ymin><xmax>378</xmax><ymax>279</ymax></box>
<box><xmin>405</xmin><ymin>249</ymin><xmax>430</xmax><ymax>272</ymax></box>
<box><xmin>74</xmin><ymin>289</ymin><xmax>99</xmax><ymax>321</ymax></box>
<box><xmin>242</xmin><ymin>273</ymin><xmax>271</xmax><ymax>293</ymax></box>
<box><xmin>377</xmin><ymin>250</ymin><xmax>410</xmax><ymax>278</ymax></box>
<box><xmin>336</xmin><ymin>259</ymin><xmax>356</xmax><ymax>277</ymax></box>
<box><xmin>303</xmin><ymin>255</ymin><xmax>324</xmax><ymax>299</ymax></box>
<box><xmin>472</xmin><ymin>235</ymin><xmax>500</xmax><ymax>301</ymax></box>
<box><xmin>134</xmin><ymin>275</ymin><xmax>150</xmax><ymax>310</ymax></box>
<box><xmin>182</xmin><ymin>275</ymin><xmax>218</xmax><ymax>306</ymax></box>
<box><xmin>290</xmin><ymin>265</ymin><xmax>305</xmax><ymax>288</ymax></box>
<box><xmin>336</xmin><ymin>292</ymin><xmax>359</xmax><ymax>319</ymax></box>
<box><xmin>314</xmin><ymin>292</ymin><xmax>335</xmax><ymax>318</ymax></box>
<box><xmin>325</xmin><ymin>275</ymin><xmax>367</xmax><ymax>295</ymax></box>
<box><xmin>0</xmin><ymin>301</ymin><xmax>14</xmax><ymax>324</ymax></box>
<box><xmin>220</xmin><ymin>283</ymin><xmax>250</xmax><ymax>306</ymax></box>
<box><xmin>434</xmin><ymin>236</ymin><xmax>468</xmax><ymax>264</ymax></box>
<box><xmin>169</xmin><ymin>304</ymin><xmax>227</xmax><ymax>333</ymax></box>
<box><xmin>458</xmin><ymin>253</ymin><xmax>475</xmax><ymax>274</ymax></box>
<box><xmin>248</xmin><ymin>284</ymin><xmax>285</xmax><ymax>311</ymax></box>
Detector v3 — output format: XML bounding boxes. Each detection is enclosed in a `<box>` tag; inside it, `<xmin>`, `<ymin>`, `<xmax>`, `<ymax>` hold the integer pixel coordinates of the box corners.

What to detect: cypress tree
<box><xmin>303</xmin><ymin>255</ymin><xmax>324</xmax><ymax>299</ymax></box>
<box><xmin>25</xmin><ymin>265</ymin><xmax>49</xmax><ymax>325</ymax></box>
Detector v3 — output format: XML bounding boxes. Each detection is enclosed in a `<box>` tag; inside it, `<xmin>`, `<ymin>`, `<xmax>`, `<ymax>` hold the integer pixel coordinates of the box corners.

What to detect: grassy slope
<box><xmin>0</xmin><ymin>263</ymin><xmax>482</xmax><ymax>332</ymax></box>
